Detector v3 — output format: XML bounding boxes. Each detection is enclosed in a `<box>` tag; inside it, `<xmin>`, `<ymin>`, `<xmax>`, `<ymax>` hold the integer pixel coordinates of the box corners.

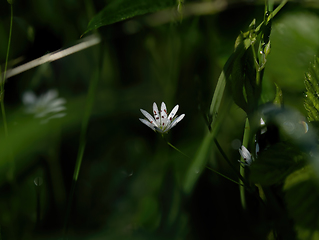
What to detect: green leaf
<box><xmin>229</xmin><ymin>34</ymin><xmax>261</xmax><ymax>114</ymax></box>
<box><xmin>209</xmin><ymin>70</ymin><xmax>226</xmax><ymax>127</ymax></box>
<box><xmin>273</xmin><ymin>83</ymin><xmax>283</xmax><ymax>106</ymax></box>
<box><xmin>250</xmin><ymin>143</ymin><xmax>306</xmax><ymax>186</ymax></box>
<box><xmin>83</xmin><ymin>0</ymin><xmax>176</xmax><ymax>35</ymax></box>
<box><xmin>267</xmin><ymin>12</ymin><xmax>319</xmax><ymax>91</ymax></box>
<box><xmin>183</xmin><ymin>130</ymin><xmax>215</xmax><ymax>194</ymax></box>
<box><xmin>284</xmin><ymin>175</ymin><xmax>319</xmax><ymax>230</ymax></box>
<box><xmin>183</xmin><ymin>99</ymin><xmax>230</xmax><ymax>194</ymax></box>
<box><xmin>304</xmin><ymin>57</ymin><xmax>319</xmax><ymax>122</ymax></box>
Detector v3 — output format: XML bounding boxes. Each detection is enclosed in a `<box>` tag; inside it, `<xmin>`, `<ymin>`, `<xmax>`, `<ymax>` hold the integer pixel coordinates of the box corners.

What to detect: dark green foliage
<box><xmin>304</xmin><ymin>57</ymin><xmax>319</xmax><ymax>122</ymax></box>
<box><xmin>250</xmin><ymin>143</ymin><xmax>306</xmax><ymax>186</ymax></box>
<box><xmin>267</xmin><ymin>13</ymin><xmax>319</xmax><ymax>92</ymax></box>
<box><xmin>83</xmin><ymin>0</ymin><xmax>176</xmax><ymax>35</ymax></box>
<box><xmin>223</xmin><ymin>21</ymin><xmax>263</xmax><ymax>114</ymax></box>
<box><xmin>284</xmin><ymin>169</ymin><xmax>319</xmax><ymax>231</ymax></box>
<box><xmin>2</xmin><ymin>0</ymin><xmax>319</xmax><ymax>239</ymax></box>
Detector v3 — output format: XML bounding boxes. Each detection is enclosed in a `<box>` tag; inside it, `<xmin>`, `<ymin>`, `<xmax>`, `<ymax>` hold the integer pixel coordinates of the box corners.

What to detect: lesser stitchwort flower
<box><xmin>22</xmin><ymin>89</ymin><xmax>66</xmax><ymax>123</ymax></box>
<box><xmin>238</xmin><ymin>145</ymin><xmax>254</xmax><ymax>166</ymax></box>
<box><xmin>139</xmin><ymin>102</ymin><xmax>185</xmax><ymax>134</ymax></box>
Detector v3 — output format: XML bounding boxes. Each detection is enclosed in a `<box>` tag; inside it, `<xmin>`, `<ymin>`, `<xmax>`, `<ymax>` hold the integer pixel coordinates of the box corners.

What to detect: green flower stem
<box><xmin>1</xmin><ymin>4</ymin><xmax>13</xmax><ymax>138</ymax></box>
<box><xmin>213</xmin><ymin>138</ymin><xmax>248</xmax><ymax>186</ymax></box>
<box><xmin>267</xmin><ymin>0</ymin><xmax>274</xmax><ymax>12</ymax></box>
<box><xmin>240</xmin><ymin>118</ymin><xmax>250</xmax><ymax>210</ymax></box>
<box><xmin>165</xmin><ymin>139</ymin><xmax>247</xmax><ymax>187</ymax></box>
<box><xmin>268</xmin><ymin>0</ymin><xmax>287</xmax><ymax>21</ymax></box>
<box><xmin>63</xmin><ymin>64</ymin><xmax>100</xmax><ymax>238</ymax></box>
<box><xmin>1</xmin><ymin>4</ymin><xmax>14</xmax><ymax>181</ymax></box>
<box><xmin>205</xmin><ymin>166</ymin><xmax>244</xmax><ymax>187</ymax></box>
<box><xmin>255</xmin><ymin>0</ymin><xmax>288</xmax><ymax>33</ymax></box>
<box><xmin>166</xmin><ymin>140</ymin><xmax>190</xmax><ymax>159</ymax></box>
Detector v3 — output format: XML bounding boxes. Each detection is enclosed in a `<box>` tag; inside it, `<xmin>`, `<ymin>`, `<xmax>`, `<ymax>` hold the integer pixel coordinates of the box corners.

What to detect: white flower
<box><xmin>260</xmin><ymin>118</ymin><xmax>267</xmax><ymax>134</ymax></box>
<box><xmin>256</xmin><ymin>143</ymin><xmax>260</xmax><ymax>156</ymax></box>
<box><xmin>22</xmin><ymin>89</ymin><xmax>66</xmax><ymax>123</ymax></box>
<box><xmin>238</xmin><ymin>145</ymin><xmax>254</xmax><ymax>166</ymax></box>
<box><xmin>139</xmin><ymin>102</ymin><xmax>185</xmax><ymax>134</ymax></box>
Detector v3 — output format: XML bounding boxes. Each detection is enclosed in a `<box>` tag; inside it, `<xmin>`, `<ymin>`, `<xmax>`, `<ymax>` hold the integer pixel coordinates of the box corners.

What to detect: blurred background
<box><xmin>0</xmin><ymin>0</ymin><xmax>319</xmax><ymax>239</ymax></box>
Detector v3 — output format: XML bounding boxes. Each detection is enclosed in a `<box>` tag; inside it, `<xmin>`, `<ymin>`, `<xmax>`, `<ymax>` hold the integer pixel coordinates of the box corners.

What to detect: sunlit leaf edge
<box><xmin>83</xmin><ymin>0</ymin><xmax>176</xmax><ymax>35</ymax></box>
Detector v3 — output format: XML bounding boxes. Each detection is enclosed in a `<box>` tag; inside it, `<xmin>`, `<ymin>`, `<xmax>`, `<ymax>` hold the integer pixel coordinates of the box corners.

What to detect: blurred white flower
<box><xmin>238</xmin><ymin>145</ymin><xmax>254</xmax><ymax>166</ymax></box>
<box><xmin>260</xmin><ymin>118</ymin><xmax>267</xmax><ymax>134</ymax></box>
<box><xmin>139</xmin><ymin>102</ymin><xmax>185</xmax><ymax>134</ymax></box>
<box><xmin>22</xmin><ymin>89</ymin><xmax>66</xmax><ymax>123</ymax></box>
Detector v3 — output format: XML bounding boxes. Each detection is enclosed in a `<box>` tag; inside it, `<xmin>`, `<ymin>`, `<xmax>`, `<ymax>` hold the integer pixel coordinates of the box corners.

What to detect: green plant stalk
<box><xmin>166</xmin><ymin>139</ymin><xmax>243</xmax><ymax>186</ymax></box>
<box><xmin>213</xmin><ymin>138</ymin><xmax>248</xmax><ymax>185</ymax></box>
<box><xmin>268</xmin><ymin>0</ymin><xmax>287</xmax><ymax>21</ymax></box>
<box><xmin>1</xmin><ymin>4</ymin><xmax>13</xmax><ymax>138</ymax></box>
<box><xmin>255</xmin><ymin>0</ymin><xmax>288</xmax><ymax>33</ymax></box>
<box><xmin>166</xmin><ymin>140</ymin><xmax>190</xmax><ymax>159</ymax></box>
<box><xmin>63</xmin><ymin>68</ymin><xmax>100</xmax><ymax>238</ymax></box>
<box><xmin>1</xmin><ymin>5</ymin><xmax>14</xmax><ymax>181</ymax></box>
<box><xmin>183</xmin><ymin>96</ymin><xmax>231</xmax><ymax>194</ymax></box>
<box><xmin>240</xmin><ymin>118</ymin><xmax>250</xmax><ymax>210</ymax></box>
<box><xmin>205</xmin><ymin>166</ymin><xmax>244</xmax><ymax>187</ymax></box>
<box><xmin>267</xmin><ymin>0</ymin><xmax>274</xmax><ymax>12</ymax></box>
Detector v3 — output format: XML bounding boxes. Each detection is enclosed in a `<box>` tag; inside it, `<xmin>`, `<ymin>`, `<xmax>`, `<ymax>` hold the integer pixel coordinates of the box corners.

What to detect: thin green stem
<box><xmin>166</xmin><ymin>141</ymin><xmax>190</xmax><ymax>159</ymax></box>
<box><xmin>1</xmin><ymin>4</ymin><xmax>14</xmax><ymax>182</ymax></box>
<box><xmin>255</xmin><ymin>0</ymin><xmax>287</xmax><ymax>33</ymax></box>
<box><xmin>239</xmin><ymin>118</ymin><xmax>250</xmax><ymax>210</ymax></box>
<box><xmin>251</xmin><ymin>43</ymin><xmax>260</xmax><ymax>71</ymax></box>
<box><xmin>166</xmin><ymin>138</ymin><xmax>245</xmax><ymax>187</ymax></box>
<box><xmin>205</xmin><ymin>166</ymin><xmax>244</xmax><ymax>187</ymax></box>
<box><xmin>213</xmin><ymin>138</ymin><xmax>248</xmax><ymax>185</ymax></box>
<box><xmin>256</xmin><ymin>65</ymin><xmax>261</xmax><ymax>86</ymax></box>
<box><xmin>267</xmin><ymin>0</ymin><xmax>274</xmax><ymax>12</ymax></box>
<box><xmin>268</xmin><ymin>0</ymin><xmax>287</xmax><ymax>22</ymax></box>
<box><xmin>1</xmin><ymin>4</ymin><xmax>13</xmax><ymax>138</ymax></box>
<box><xmin>63</xmin><ymin>63</ymin><xmax>100</xmax><ymax>238</ymax></box>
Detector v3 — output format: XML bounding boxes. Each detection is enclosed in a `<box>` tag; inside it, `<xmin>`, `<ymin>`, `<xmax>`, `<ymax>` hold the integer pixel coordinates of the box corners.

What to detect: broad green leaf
<box><xmin>183</xmin><ymin>130</ymin><xmax>215</xmax><ymax>194</ymax></box>
<box><xmin>83</xmin><ymin>0</ymin><xmax>176</xmax><ymax>35</ymax></box>
<box><xmin>267</xmin><ymin>12</ymin><xmax>319</xmax><ymax>91</ymax></box>
<box><xmin>215</xmin><ymin>23</ymin><xmax>263</xmax><ymax>115</ymax></box>
<box><xmin>209</xmin><ymin>32</ymin><xmax>251</xmax><ymax>124</ymax></box>
<box><xmin>284</xmin><ymin>176</ymin><xmax>319</xmax><ymax>230</ymax></box>
<box><xmin>304</xmin><ymin>57</ymin><xmax>319</xmax><ymax>122</ymax></box>
<box><xmin>250</xmin><ymin>142</ymin><xmax>306</xmax><ymax>186</ymax></box>
<box><xmin>183</xmin><ymin>100</ymin><xmax>229</xmax><ymax>194</ymax></box>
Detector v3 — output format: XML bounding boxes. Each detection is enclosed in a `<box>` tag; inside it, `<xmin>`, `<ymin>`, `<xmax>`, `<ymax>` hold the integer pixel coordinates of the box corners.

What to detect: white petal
<box><xmin>22</xmin><ymin>91</ymin><xmax>37</xmax><ymax>105</ymax></box>
<box><xmin>167</xmin><ymin>105</ymin><xmax>179</xmax><ymax>123</ymax></box>
<box><xmin>260</xmin><ymin>118</ymin><xmax>267</xmax><ymax>134</ymax></box>
<box><xmin>239</xmin><ymin>146</ymin><xmax>251</xmax><ymax>160</ymax></box>
<box><xmin>167</xmin><ymin>114</ymin><xmax>185</xmax><ymax>130</ymax></box>
<box><xmin>153</xmin><ymin>102</ymin><xmax>160</xmax><ymax>126</ymax></box>
<box><xmin>40</xmin><ymin>113</ymin><xmax>67</xmax><ymax>124</ymax></box>
<box><xmin>239</xmin><ymin>146</ymin><xmax>253</xmax><ymax>166</ymax></box>
<box><xmin>160</xmin><ymin>102</ymin><xmax>168</xmax><ymax>128</ymax></box>
<box><xmin>47</xmin><ymin>98</ymin><xmax>66</xmax><ymax>109</ymax></box>
<box><xmin>140</xmin><ymin>109</ymin><xmax>158</xmax><ymax>127</ymax></box>
<box><xmin>35</xmin><ymin>106</ymin><xmax>67</xmax><ymax>118</ymax></box>
<box><xmin>40</xmin><ymin>90</ymin><xmax>58</xmax><ymax>105</ymax></box>
<box><xmin>139</xmin><ymin>118</ymin><xmax>156</xmax><ymax>131</ymax></box>
<box><xmin>256</xmin><ymin>143</ymin><xmax>260</xmax><ymax>156</ymax></box>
